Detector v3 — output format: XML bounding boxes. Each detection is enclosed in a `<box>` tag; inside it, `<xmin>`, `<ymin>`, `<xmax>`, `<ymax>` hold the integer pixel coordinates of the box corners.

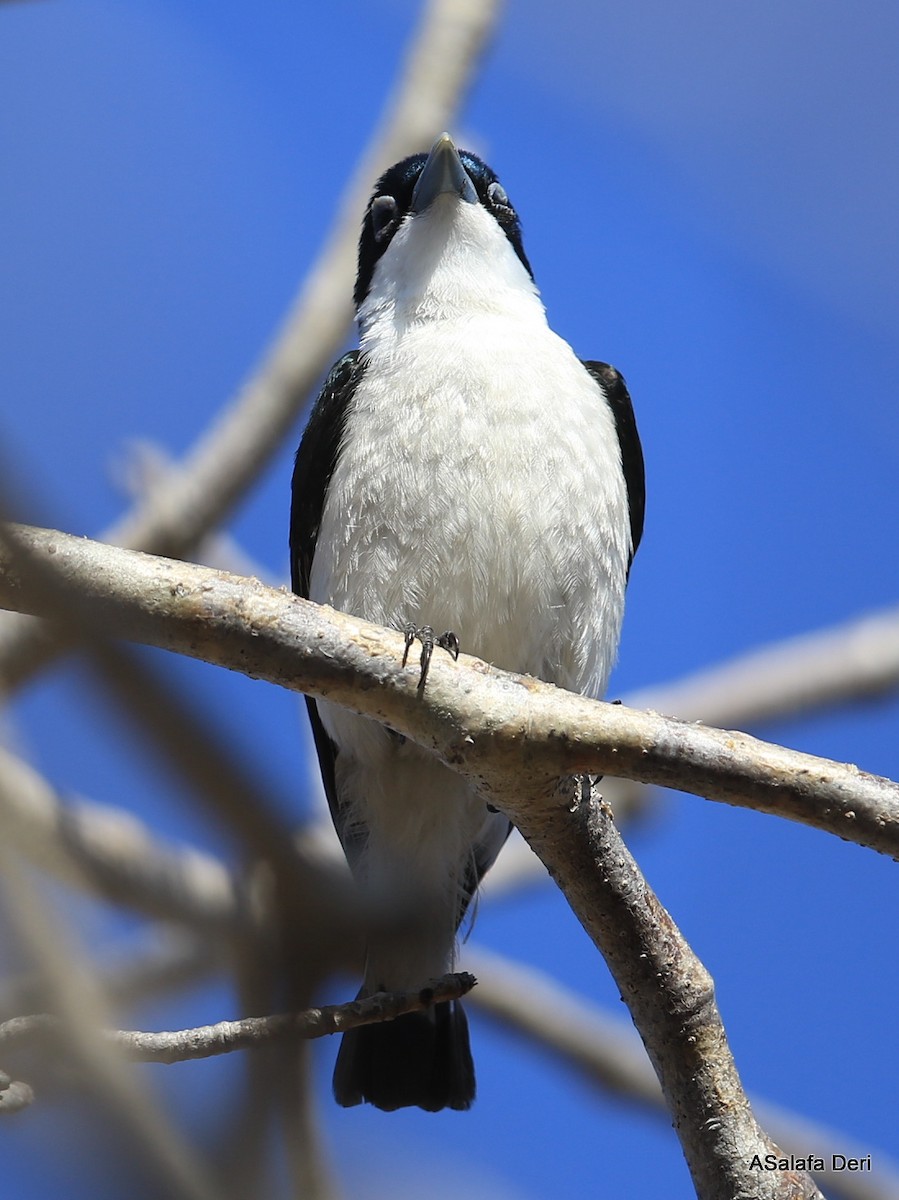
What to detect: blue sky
<box><xmin>2</xmin><ymin>2</ymin><xmax>898</xmax><ymax>1197</ymax></box>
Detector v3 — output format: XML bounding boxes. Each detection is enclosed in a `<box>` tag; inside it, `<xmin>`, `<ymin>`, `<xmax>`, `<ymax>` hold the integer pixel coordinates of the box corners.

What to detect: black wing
<box><xmin>290</xmin><ymin>351</ymin><xmax>365</xmax><ymax>836</ymax></box>
<box><xmin>582</xmin><ymin>360</ymin><xmax>645</xmax><ymax>569</ymax></box>
<box><xmin>290</xmin><ymin>351</ymin><xmax>364</xmax><ymax>597</ymax></box>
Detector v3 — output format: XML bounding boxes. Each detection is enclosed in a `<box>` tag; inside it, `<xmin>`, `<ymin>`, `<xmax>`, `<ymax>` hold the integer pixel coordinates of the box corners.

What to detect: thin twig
<box><xmin>6</xmin><ymin>922</ymin><xmax>889</xmax><ymax>1198</ymax></box>
<box><xmin>0</xmin><ymin>973</ymin><xmax>476</xmax><ymax>1068</ymax></box>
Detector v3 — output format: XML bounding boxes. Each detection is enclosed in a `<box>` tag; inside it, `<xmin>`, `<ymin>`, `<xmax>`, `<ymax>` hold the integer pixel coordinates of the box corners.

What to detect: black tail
<box><xmin>332</xmin><ymin>999</ymin><xmax>474</xmax><ymax>1112</ymax></box>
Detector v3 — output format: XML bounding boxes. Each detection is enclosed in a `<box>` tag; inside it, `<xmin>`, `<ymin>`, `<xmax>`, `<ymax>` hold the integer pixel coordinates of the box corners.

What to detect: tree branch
<box><xmin>480</xmin><ymin>604</ymin><xmax>899</xmax><ymax>898</ymax></box>
<box><xmin>466</xmin><ymin>947</ymin><xmax>899</xmax><ymax>1200</ymax></box>
<box><xmin>1</xmin><ymin>525</ymin><xmax>895</xmax><ymax>860</ymax></box>
<box><xmin>505</xmin><ymin>776</ymin><xmax>824</xmax><ymax>1199</ymax></box>
<box><xmin>91</xmin><ymin>511</ymin><xmax>899</xmax><ymax>899</ymax></box>
<box><xmin>0</xmin><ymin>974</ymin><xmax>475</xmax><ymax>1074</ymax></box>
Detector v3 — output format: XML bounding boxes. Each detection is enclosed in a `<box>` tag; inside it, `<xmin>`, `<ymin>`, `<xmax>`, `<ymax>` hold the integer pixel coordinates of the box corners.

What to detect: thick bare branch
<box><xmin>100</xmin><ymin>509</ymin><xmax>899</xmax><ymax>889</ymax></box>
<box><xmin>466</xmin><ymin>947</ymin><xmax>899</xmax><ymax>1200</ymax></box>
<box><xmin>0</xmin><ymin>0</ymin><xmax>503</xmax><ymax>695</ymax></box>
<box><xmin>484</xmin><ymin>605</ymin><xmax>899</xmax><ymax>897</ymax></box>
<box><xmin>504</xmin><ymin>777</ymin><xmax>822</xmax><ymax>1199</ymax></box>
<box><xmin>1</xmin><ymin>526</ymin><xmax>896</xmax><ymax>860</ymax></box>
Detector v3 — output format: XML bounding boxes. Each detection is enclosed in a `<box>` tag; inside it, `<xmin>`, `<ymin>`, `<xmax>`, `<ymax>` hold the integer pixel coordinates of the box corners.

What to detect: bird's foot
<box><xmin>401</xmin><ymin>623</ymin><xmax>460</xmax><ymax>693</ymax></box>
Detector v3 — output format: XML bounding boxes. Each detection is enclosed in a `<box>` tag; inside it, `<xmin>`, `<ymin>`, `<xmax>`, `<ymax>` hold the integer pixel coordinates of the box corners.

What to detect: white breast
<box><xmin>310</xmin><ymin>311</ymin><xmax>630</xmax><ymax>700</ymax></box>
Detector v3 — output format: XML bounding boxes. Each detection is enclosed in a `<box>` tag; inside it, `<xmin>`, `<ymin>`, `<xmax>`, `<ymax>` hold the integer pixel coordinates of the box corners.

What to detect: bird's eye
<box><xmin>487</xmin><ymin>181</ymin><xmax>512</xmax><ymax>214</ymax></box>
<box><xmin>370</xmin><ymin>195</ymin><xmax>399</xmax><ymax>243</ymax></box>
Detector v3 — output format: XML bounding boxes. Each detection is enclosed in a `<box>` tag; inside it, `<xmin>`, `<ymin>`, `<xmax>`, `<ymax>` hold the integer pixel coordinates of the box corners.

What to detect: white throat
<box><xmin>357</xmin><ymin>196</ymin><xmax>544</xmax><ymax>344</ymax></box>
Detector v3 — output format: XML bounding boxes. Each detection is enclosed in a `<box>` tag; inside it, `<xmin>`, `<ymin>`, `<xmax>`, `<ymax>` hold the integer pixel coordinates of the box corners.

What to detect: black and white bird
<box><xmin>290</xmin><ymin>133</ymin><xmax>644</xmax><ymax>1112</ymax></box>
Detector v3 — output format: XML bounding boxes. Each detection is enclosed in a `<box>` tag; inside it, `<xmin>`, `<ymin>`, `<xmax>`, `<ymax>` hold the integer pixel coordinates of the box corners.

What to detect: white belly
<box><xmin>310</xmin><ymin>314</ymin><xmax>631</xmax><ymax>701</ymax></box>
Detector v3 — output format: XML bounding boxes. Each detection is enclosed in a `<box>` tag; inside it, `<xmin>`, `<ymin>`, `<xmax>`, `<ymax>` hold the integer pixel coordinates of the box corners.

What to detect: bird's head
<box><xmin>354</xmin><ymin>134</ymin><xmax>537</xmax><ymax>333</ymax></box>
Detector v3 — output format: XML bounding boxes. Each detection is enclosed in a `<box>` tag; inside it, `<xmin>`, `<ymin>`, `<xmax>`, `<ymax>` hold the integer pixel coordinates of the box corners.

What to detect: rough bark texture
<box><xmin>1</xmin><ymin>526</ymin><xmax>894</xmax><ymax>861</ymax></box>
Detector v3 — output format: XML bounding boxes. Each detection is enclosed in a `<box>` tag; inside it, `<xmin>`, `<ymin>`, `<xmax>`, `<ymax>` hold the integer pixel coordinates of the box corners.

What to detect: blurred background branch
<box><xmin>0</xmin><ymin>0</ymin><xmax>505</xmax><ymax>696</ymax></box>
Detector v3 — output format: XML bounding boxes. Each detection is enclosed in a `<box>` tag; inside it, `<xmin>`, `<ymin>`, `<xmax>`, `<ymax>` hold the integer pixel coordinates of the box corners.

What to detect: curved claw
<box><xmin>401</xmin><ymin>623</ymin><xmax>460</xmax><ymax>692</ymax></box>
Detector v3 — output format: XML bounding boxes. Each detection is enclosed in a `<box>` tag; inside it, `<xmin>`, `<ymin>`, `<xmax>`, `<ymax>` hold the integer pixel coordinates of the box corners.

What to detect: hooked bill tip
<box><xmin>411</xmin><ymin>133</ymin><xmax>478</xmax><ymax>212</ymax></box>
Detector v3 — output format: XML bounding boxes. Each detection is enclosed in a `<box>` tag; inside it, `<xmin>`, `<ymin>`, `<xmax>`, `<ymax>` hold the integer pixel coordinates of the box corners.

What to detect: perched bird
<box><xmin>290</xmin><ymin>133</ymin><xmax>644</xmax><ymax>1112</ymax></box>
